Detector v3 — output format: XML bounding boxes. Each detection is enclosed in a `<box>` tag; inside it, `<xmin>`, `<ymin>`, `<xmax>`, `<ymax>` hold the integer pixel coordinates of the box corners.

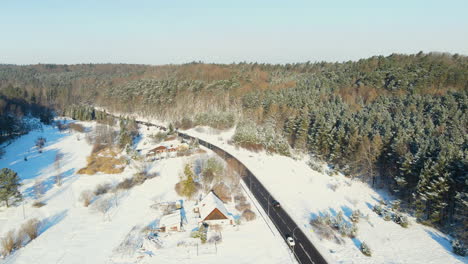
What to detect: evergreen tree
<box><xmin>0</xmin><ymin>168</ymin><xmax>22</xmax><ymax>207</ymax></box>
<box><xmin>182</xmin><ymin>164</ymin><xmax>197</xmax><ymax>199</ymax></box>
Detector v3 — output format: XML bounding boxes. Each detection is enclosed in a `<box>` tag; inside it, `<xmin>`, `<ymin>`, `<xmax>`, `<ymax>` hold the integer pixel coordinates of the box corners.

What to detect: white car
<box><xmin>286</xmin><ymin>236</ymin><xmax>295</xmax><ymax>247</ymax></box>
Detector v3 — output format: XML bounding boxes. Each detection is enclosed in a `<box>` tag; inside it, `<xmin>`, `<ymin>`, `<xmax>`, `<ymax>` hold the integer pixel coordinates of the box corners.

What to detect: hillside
<box><xmin>0</xmin><ymin>119</ymin><xmax>293</xmax><ymax>263</ymax></box>
<box><xmin>0</xmin><ymin>52</ymin><xmax>467</xmax><ymax>256</ymax></box>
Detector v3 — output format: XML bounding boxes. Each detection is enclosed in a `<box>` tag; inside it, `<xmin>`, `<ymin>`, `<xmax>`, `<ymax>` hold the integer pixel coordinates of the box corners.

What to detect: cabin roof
<box><xmin>199</xmin><ymin>191</ymin><xmax>229</xmax><ymax>221</ymax></box>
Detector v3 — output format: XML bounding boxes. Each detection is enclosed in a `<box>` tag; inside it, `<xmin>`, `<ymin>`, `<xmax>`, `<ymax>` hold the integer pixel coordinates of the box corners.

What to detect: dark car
<box><xmin>272</xmin><ymin>200</ymin><xmax>281</xmax><ymax>208</ymax></box>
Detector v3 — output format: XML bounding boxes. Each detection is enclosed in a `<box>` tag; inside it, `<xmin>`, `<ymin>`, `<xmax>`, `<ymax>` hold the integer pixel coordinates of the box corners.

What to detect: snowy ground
<box><xmin>178</xmin><ymin>125</ymin><xmax>467</xmax><ymax>264</ymax></box>
<box><xmin>0</xmin><ymin>119</ymin><xmax>294</xmax><ymax>264</ymax></box>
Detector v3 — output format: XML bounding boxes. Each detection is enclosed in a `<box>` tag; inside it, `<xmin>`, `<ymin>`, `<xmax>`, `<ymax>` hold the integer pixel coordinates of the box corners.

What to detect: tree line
<box><xmin>0</xmin><ymin>52</ymin><xmax>466</xmax><ymax>244</ymax></box>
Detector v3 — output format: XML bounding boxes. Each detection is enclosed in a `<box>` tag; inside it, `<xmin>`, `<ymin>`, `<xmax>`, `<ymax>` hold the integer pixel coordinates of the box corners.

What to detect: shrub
<box><xmin>208</xmin><ymin>234</ymin><xmax>222</xmax><ymax>244</ymax></box>
<box><xmin>307</xmin><ymin>158</ymin><xmax>324</xmax><ymax>173</ymax></box>
<box><xmin>116</xmin><ymin>178</ymin><xmax>135</xmax><ymax>190</ymax></box>
<box><xmin>133</xmin><ymin>172</ymin><xmax>147</xmax><ymax>185</ymax></box>
<box><xmin>150</xmin><ymin>132</ymin><xmax>167</xmax><ymax>143</ymax></box>
<box><xmin>69</xmin><ymin>123</ymin><xmax>85</xmax><ymax>133</ymax></box>
<box><xmin>234</xmin><ymin>194</ymin><xmax>247</xmax><ymax>204</ymax></box>
<box><xmin>198</xmin><ymin>225</ymin><xmax>207</xmax><ymax>244</ymax></box>
<box><xmin>35</xmin><ymin>137</ymin><xmax>46</xmax><ymax>153</ymax></box>
<box><xmin>452</xmin><ymin>239</ymin><xmax>467</xmax><ymax>256</ymax></box>
<box><xmin>242</xmin><ymin>209</ymin><xmax>256</xmax><ymax>221</ymax></box>
<box><xmin>383</xmin><ymin>211</ymin><xmax>392</xmax><ymax>221</ymax></box>
<box><xmin>80</xmin><ymin>190</ymin><xmax>94</xmax><ymax>207</ymax></box>
<box><xmin>1</xmin><ymin>230</ymin><xmax>16</xmax><ymax>256</ymax></box>
<box><xmin>393</xmin><ymin>212</ymin><xmax>409</xmax><ymax>228</ymax></box>
<box><xmin>360</xmin><ymin>242</ymin><xmax>372</xmax><ymax>256</ymax></box>
<box><xmin>212</xmin><ymin>183</ymin><xmax>231</xmax><ymax>202</ymax></box>
<box><xmin>21</xmin><ymin>219</ymin><xmax>40</xmax><ymax>240</ymax></box>
<box><xmin>235</xmin><ymin>202</ymin><xmax>251</xmax><ymax>212</ymax></box>
<box><xmin>93</xmin><ymin>197</ymin><xmax>113</xmax><ymax>215</ymax></box>
<box><xmin>177</xmin><ymin>117</ymin><xmax>194</xmax><ymax>130</ymax></box>
<box><xmin>310</xmin><ymin>216</ymin><xmax>341</xmax><ymax>243</ymax></box>
<box><xmin>94</xmin><ymin>183</ymin><xmax>112</xmax><ymax>196</ymax></box>
<box><xmin>373</xmin><ymin>204</ymin><xmax>383</xmax><ymax>216</ymax></box>
<box><xmin>202</xmin><ymin>157</ymin><xmax>224</xmax><ymax>185</ymax></box>
<box><xmin>32</xmin><ymin>201</ymin><xmax>46</xmax><ymax>208</ymax></box>
<box><xmin>350</xmin><ymin>210</ymin><xmax>361</xmax><ymax>223</ymax></box>
<box><xmin>349</xmin><ymin>223</ymin><xmax>358</xmax><ymax>238</ymax></box>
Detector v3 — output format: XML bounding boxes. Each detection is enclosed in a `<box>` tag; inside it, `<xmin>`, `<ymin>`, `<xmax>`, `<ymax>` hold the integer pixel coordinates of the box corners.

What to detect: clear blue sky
<box><xmin>1</xmin><ymin>0</ymin><xmax>467</xmax><ymax>65</ymax></box>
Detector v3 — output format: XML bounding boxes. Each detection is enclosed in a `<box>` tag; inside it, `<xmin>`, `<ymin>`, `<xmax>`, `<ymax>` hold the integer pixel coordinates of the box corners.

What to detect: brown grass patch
<box><xmin>21</xmin><ymin>219</ymin><xmax>40</xmax><ymax>241</ymax></box>
<box><xmin>237</xmin><ymin>142</ymin><xmax>264</xmax><ymax>152</ymax></box>
<box><xmin>164</xmin><ymin>135</ymin><xmax>177</xmax><ymax>141</ymax></box>
<box><xmin>69</xmin><ymin>123</ymin><xmax>85</xmax><ymax>133</ymax></box>
<box><xmin>78</xmin><ymin>147</ymin><xmax>126</xmax><ymax>175</ymax></box>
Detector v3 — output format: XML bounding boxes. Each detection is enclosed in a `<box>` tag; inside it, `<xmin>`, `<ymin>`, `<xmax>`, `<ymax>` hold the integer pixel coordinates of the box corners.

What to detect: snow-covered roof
<box><xmin>159</xmin><ymin>210</ymin><xmax>181</xmax><ymax>227</ymax></box>
<box><xmin>199</xmin><ymin>191</ymin><xmax>229</xmax><ymax>221</ymax></box>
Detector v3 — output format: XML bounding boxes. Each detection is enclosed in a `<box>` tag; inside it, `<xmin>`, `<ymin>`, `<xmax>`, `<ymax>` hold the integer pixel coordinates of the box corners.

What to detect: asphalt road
<box><xmin>133</xmin><ymin>121</ymin><xmax>328</xmax><ymax>264</ymax></box>
<box><xmin>243</xmin><ymin>169</ymin><xmax>327</xmax><ymax>264</ymax></box>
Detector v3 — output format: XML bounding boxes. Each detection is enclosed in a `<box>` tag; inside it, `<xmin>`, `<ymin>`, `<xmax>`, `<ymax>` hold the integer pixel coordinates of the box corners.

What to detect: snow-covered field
<box><xmin>180</xmin><ymin>125</ymin><xmax>467</xmax><ymax>264</ymax></box>
<box><xmin>0</xmin><ymin>119</ymin><xmax>294</xmax><ymax>264</ymax></box>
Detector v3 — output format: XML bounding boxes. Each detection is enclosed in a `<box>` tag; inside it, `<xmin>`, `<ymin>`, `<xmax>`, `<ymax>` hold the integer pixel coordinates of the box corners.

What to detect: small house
<box><xmin>159</xmin><ymin>210</ymin><xmax>182</xmax><ymax>232</ymax></box>
<box><xmin>147</xmin><ymin>146</ymin><xmax>168</xmax><ymax>156</ymax></box>
<box><xmin>197</xmin><ymin>191</ymin><xmax>233</xmax><ymax>226</ymax></box>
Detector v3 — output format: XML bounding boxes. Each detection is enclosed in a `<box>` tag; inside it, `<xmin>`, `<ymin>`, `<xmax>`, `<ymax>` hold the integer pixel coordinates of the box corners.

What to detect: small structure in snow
<box><xmin>159</xmin><ymin>210</ymin><xmax>182</xmax><ymax>232</ymax></box>
<box><xmin>197</xmin><ymin>191</ymin><xmax>233</xmax><ymax>226</ymax></box>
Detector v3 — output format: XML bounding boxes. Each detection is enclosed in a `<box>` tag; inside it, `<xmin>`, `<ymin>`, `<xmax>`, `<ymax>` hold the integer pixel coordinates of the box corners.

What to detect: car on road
<box><xmin>272</xmin><ymin>200</ymin><xmax>281</xmax><ymax>208</ymax></box>
<box><xmin>285</xmin><ymin>235</ymin><xmax>295</xmax><ymax>247</ymax></box>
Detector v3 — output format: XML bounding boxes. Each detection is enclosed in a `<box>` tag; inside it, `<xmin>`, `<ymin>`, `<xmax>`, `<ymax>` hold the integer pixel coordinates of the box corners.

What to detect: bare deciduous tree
<box><xmin>54</xmin><ymin>152</ymin><xmax>64</xmax><ymax>186</ymax></box>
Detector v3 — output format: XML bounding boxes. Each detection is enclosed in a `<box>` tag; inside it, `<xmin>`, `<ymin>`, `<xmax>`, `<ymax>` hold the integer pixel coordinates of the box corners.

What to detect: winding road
<box><xmin>137</xmin><ymin>121</ymin><xmax>328</xmax><ymax>264</ymax></box>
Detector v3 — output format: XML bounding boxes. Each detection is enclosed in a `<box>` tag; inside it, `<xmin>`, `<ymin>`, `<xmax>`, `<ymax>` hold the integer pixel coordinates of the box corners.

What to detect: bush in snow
<box><xmin>360</xmin><ymin>242</ymin><xmax>372</xmax><ymax>256</ymax></box>
<box><xmin>233</xmin><ymin>194</ymin><xmax>247</xmax><ymax>204</ymax></box>
<box><xmin>1</xmin><ymin>229</ymin><xmax>24</xmax><ymax>256</ymax></box>
<box><xmin>212</xmin><ymin>182</ymin><xmax>232</xmax><ymax>202</ymax></box>
<box><xmin>80</xmin><ymin>190</ymin><xmax>94</xmax><ymax>207</ymax></box>
<box><xmin>242</xmin><ymin>209</ymin><xmax>256</xmax><ymax>221</ymax></box>
<box><xmin>393</xmin><ymin>212</ymin><xmax>409</xmax><ymax>228</ymax></box>
<box><xmin>1</xmin><ymin>230</ymin><xmax>16</xmax><ymax>256</ymax></box>
<box><xmin>32</xmin><ymin>201</ymin><xmax>46</xmax><ymax>208</ymax></box>
<box><xmin>452</xmin><ymin>239</ymin><xmax>467</xmax><ymax>256</ymax></box>
<box><xmin>69</xmin><ymin>123</ymin><xmax>85</xmax><ymax>133</ymax></box>
<box><xmin>35</xmin><ymin>137</ymin><xmax>46</xmax><ymax>153</ymax></box>
<box><xmin>372</xmin><ymin>204</ymin><xmax>383</xmax><ymax>216</ymax></box>
<box><xmin>310</xmin><ymin>213</ymin><xmax>344</xmax><ymax>244</ymax></box>
<box><xmin>391</xmin><ymin>200</ymin><xmax>401</xmax><ymax>211</ymax></box>
<box><xmin>307</xmin><ymin>157</ymin><xmax>324</xmax><ymax>173</ymax></box>
<box><xmin>116</xmin><ymin>178</ymin><xmax>135</xmax><ymax>190</ymax></box>
<box><xmin>311</xmin><ymin>211</ymin><xmax>357</xmax><ymax>239</ymax></box>
<box><xmin>20</xmin><ymin>218</ymin><xmax>40</xmax><ymax>241</ymax></box>
<box><xmin>383</xmin><ymin>211</ymin><xmax>392</xmax><ymax>221</ymax></box>
<box><xmin>149</xmin><ymin>132</ymin><xmax>167</xmax><ymax>144</ymax></box>
<box><xmin>93</xmin><ymin>197</ymin><xmax>113</xmax><ymax>215</ymax></box>
<box><xmin>94</xmin><ymin>183</ymin><xmax>112</xmax><ymax>196</ymax></box>
<box><xmin>208</xmin><ymin>234</ymin><xmax>222</xmax><ymax>244</ymax></box>
<box><xmin>350</xmin><ymin>210</ymin><xmax>361</xmax><ymax>223</ymax></box>
<box><xmin>198</xmin><ymin>224</ymin><xmax>208</xmax><ymax>244</ymax></box>
<box><xmin>349</xmin><ymin>223</ymin><xmax>358</xmax><ymax>238</ymax></box>
<box><xmin>235</xmin><ymin>202</ymin><xmax>251</xmax><ymax>212</ymax></box>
